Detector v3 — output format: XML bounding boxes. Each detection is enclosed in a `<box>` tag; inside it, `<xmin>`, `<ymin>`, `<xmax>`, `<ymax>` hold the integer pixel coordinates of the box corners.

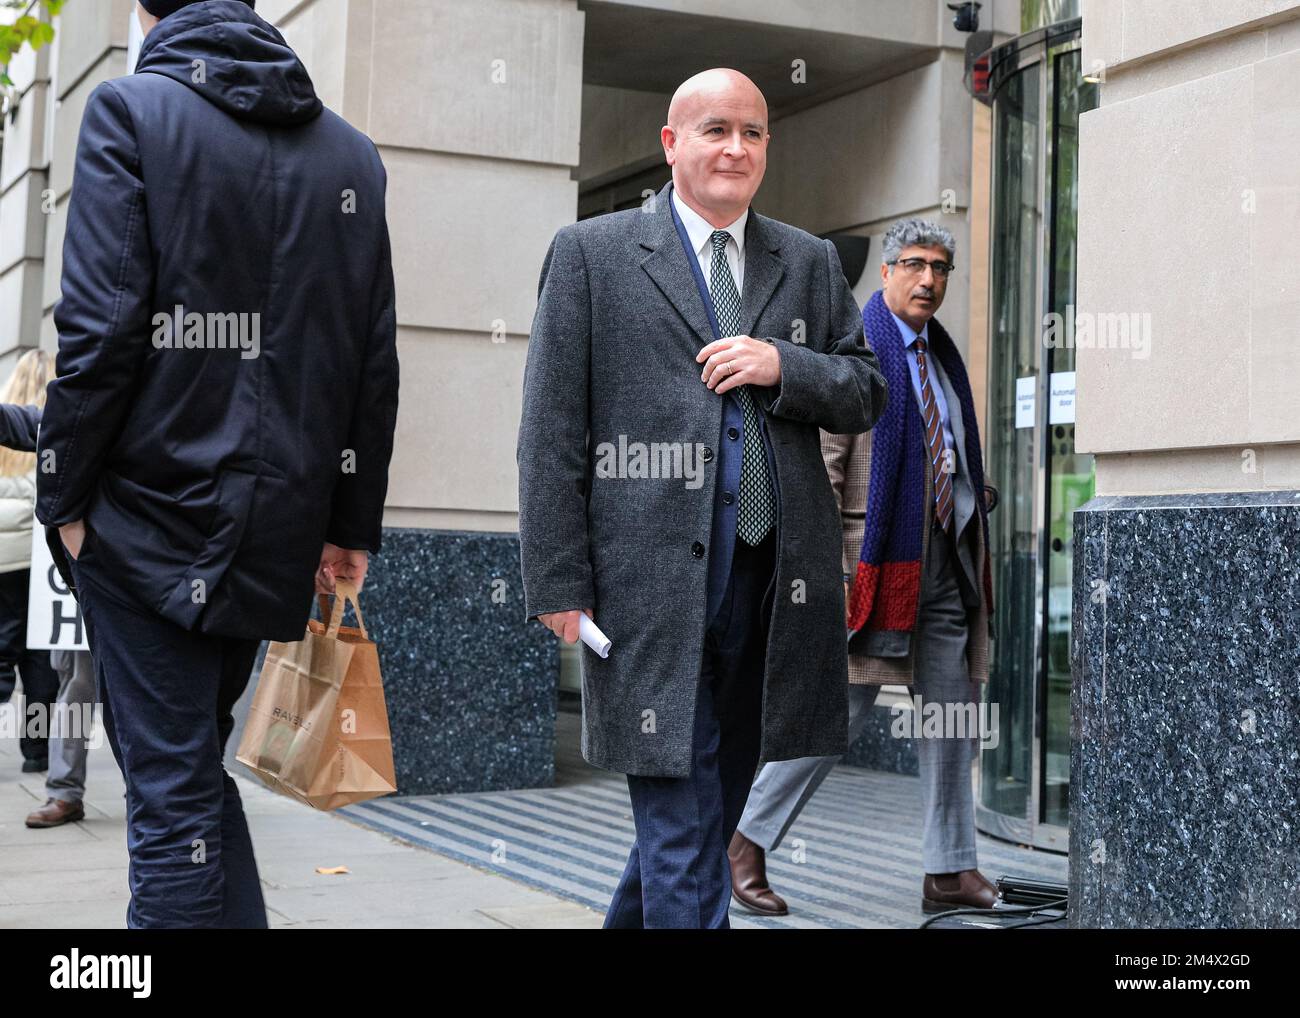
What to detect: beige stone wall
<box><xmin>1077</xmin><ymin>0</ymin><xmax>1300</xmax><ymax>493</ymax></box>
<box><xmin>269</xmin><ymin>0</ymin><xmax>584</xmax><ymax>533</ymax></box>
<box><xmin>0</xmin><ymin>0</ymin><xmax>137</xmax><ymax>374</ymax></box>
<box><xmin>0</xmin><ymin>0</ymin><xmax>982</xmax><ymax>522</ymax></box>
<box><xmin>0</xmin><ymin>0</ymin><xmax>582</xmax><ymax>530</ymax></box>
<box><xmin>0</xmin><ymin>6</ymin><xmax>53</xmax><ymax>376</ymax></box>
<box><xmin>36</xmin><ymin>0</ymin><xmax>136</xmax><ymax>355</ymax></box>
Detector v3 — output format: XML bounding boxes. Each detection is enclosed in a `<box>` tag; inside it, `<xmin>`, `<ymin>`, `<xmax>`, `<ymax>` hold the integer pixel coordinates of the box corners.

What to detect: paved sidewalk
<box><xmin>2</xmin><ymin>704</ymin><xmax>1068</xmax><ymax>930</ymax></box>
<box><xmin>344</xmin><ymin>710</ymin><xmax>1070</xmax><ymax>929</ymax></box>
<box><xmin>0</xmin><ymin>722</ymin><xmax>602</xmax><ymax>930</ymax></box>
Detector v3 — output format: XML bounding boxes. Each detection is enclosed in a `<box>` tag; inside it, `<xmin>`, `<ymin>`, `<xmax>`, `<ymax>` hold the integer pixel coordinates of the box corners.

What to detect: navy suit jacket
<box><xmin>669</xmin><ymin>200</ymin><xmax>781</xmax><ymax>625</ymax></box>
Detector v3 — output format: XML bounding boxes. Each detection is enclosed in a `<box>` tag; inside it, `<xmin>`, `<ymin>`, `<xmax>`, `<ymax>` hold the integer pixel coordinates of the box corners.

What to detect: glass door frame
<box><xmin>974</xmin><ymin>18</ymin><xmax>1083</xmax><ymax>854</ymax></box>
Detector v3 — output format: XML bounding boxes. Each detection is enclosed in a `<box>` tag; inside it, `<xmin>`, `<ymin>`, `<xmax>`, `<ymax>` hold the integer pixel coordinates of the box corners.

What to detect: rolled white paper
<box><xmin>579</xmin><ymin>614</ymin><xmax>612</xmax><ymax>658</ymax></box>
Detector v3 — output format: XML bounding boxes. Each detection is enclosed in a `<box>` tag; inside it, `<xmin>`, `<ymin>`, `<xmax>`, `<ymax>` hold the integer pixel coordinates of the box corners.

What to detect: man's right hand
<box><xmin>317</xmin><ymin>542</ymin><xmax>369</xmax><ymax>594</ymax></box>
<box><xmin>538</xmin><ymin>608</ymin><xmax>593</xmax><ymax>644</ymax></box>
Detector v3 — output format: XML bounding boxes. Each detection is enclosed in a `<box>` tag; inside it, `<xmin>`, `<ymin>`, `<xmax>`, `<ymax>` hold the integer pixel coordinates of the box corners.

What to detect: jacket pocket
<box><xmin>157</xmin><ymin>469</ymin><xmax>258</xmax><ymax>630</ymax></box>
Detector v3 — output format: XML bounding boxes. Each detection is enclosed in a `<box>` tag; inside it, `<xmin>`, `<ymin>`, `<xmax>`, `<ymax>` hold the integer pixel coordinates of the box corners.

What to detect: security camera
<box><xmin>947</xmin><ymin>2</ymin><xmax>982</xmax><ymax>33</ymax></box>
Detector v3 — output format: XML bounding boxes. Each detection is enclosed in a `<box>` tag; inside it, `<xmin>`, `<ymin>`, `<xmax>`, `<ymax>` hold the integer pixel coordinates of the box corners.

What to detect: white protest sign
<box><xmin>26</xmin><ymin>519</ymin><xmax>89</xmax><ymax>651</ymax></box>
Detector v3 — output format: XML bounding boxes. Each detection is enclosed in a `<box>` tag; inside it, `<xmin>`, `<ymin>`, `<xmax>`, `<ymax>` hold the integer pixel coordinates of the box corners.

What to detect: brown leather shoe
<box><xmin>922</xmin><ymin>869</ymin><xmax>998</xmax><ymax>913</ymax></box>
<box><xmin>25</xmin><ymin>798</ymin><xmax>85</xmax><ymax>829</ymax></box>
<box><xmin>727</xmin><ymin>831</ymin><xmax>788</xmax><ymax>916</ymax></box>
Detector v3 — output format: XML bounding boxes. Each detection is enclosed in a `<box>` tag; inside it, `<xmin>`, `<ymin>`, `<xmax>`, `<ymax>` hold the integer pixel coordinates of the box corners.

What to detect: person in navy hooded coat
<box><xmin>35</xmin><ymin>0</ymin><xmax>398</xmax><ymax>928</ymax></box>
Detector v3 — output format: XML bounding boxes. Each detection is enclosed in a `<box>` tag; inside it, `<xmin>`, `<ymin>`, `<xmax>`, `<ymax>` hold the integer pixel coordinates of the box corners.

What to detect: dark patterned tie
<box><xmin>914</xmin><ymin>337</ymin><xmax>954</xmax><ymax>533</ymax></box>
<box><xmin>708</xmin><ymin>230</ymin><xmax>774</xmax><ymax>545</ymax></box>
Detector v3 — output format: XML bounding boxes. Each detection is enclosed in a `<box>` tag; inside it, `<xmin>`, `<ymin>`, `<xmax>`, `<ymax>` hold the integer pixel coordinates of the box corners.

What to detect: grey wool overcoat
<box><xmin>517</xmin><ymin>181</ymin><xmax>887</xmax><ymax>777</ymax></box>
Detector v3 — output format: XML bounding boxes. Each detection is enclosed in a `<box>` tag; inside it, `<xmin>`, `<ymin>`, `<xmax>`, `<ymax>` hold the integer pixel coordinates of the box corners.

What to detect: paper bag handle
<box><xmin>317</xmin><ymin>579</ymin><xmax>368</xmax><ymax>640</ymax></box>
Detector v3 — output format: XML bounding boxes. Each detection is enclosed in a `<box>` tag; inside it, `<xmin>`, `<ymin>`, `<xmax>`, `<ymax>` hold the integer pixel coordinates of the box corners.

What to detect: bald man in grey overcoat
<box><xmin>518</xmin><ymin>69</ymin><xmax>885</xmax><ymax>928</ymax></box>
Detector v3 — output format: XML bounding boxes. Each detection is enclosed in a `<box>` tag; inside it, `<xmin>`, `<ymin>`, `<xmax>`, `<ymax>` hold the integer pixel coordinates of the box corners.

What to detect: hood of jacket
<box><xmin>134</xmin><ymin>0</ymin><xmax>322</xmax><ymax>126</ymax></box>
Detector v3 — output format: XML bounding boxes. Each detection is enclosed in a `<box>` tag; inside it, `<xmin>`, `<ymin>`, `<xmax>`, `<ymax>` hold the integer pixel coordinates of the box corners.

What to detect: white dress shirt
<box><xmin>672</xmin><ymin>188</ymin><xmax>748</xmax><ymax>295</ymax></box>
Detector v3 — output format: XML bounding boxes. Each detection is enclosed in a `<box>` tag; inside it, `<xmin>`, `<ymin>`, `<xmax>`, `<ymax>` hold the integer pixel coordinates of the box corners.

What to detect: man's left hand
<box><xmin>697</xmin><ymin>336</ymin><xmax>780</xmax><ymax>395</ymax></box>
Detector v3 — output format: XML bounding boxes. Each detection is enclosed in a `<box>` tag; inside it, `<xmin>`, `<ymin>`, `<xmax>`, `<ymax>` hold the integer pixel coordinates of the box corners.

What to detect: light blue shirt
<box><xmin>890</xmin><ymin>311</ymin><xmax>955</xmax><ymax>457</ymax></box>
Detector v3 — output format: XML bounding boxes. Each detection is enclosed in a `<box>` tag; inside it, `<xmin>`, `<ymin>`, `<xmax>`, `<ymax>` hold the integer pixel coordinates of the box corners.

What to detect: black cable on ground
<box><xmin>918</xmin><ymin>895</ymin><xmax>1068</xmax><ymax>929</ymax></box>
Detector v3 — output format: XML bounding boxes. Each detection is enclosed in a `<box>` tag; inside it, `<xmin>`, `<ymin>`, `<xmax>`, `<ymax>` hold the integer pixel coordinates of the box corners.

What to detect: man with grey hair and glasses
<box><xmin>727</xmin><ymin>218</ymin><xmax>1000</xmax><ymax>918</ymax></box>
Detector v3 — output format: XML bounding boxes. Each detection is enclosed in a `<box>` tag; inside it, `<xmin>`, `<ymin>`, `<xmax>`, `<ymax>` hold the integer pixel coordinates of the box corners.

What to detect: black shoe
<box><xmin>20</xmin><ymin>757</ymin><xmax>49</xmax><ymax>773</ymax></box>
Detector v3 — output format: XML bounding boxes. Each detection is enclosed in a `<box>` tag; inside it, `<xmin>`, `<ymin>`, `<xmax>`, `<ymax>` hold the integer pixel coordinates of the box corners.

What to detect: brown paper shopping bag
<box><xmin>236</xmin><ymin>580</ymin><xmax>397</xmax><ymax>810</ymax></box>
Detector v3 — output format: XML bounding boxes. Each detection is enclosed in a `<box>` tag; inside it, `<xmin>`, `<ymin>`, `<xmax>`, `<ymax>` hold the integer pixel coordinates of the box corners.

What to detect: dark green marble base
<box><xmin>1071</xmin><ymin>492</ymin><xmax>1300</xmax><ymax>927</ymax></box>
<box><xmin>358</xmin><ymin>528</ymin><xmax>557</xmax><ymax>795</ymax></box>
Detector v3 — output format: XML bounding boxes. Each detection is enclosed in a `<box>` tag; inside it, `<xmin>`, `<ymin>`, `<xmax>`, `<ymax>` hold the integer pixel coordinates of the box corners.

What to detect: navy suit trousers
<box><xmin>69</xmin><ymin>533</ymin><xmax>267</xmax><ymax>929</ymax></box>
<box><xmin>604</xmin><ymin>530</ymin><xmax>775</xmax><ymax>928</ymax></box>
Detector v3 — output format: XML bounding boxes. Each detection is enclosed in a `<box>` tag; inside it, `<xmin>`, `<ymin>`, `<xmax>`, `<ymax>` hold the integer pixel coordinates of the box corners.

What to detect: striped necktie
<box><xmin>708</xmin><ymin>229</ymin><xmax>774</xmax><ymax>546</ymax></box>
<box><xmin>914</xmin><ymin>337</ymin><xmax>954</xmax><ymax>534</ymax></box>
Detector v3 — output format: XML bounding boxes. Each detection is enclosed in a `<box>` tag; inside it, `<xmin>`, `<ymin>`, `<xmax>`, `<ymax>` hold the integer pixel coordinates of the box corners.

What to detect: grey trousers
<box><xmin>45</xmin><ymin>649</ymin><xmax>96</xmax><ymax>805</ymax></box>
<box><xmin>737</xmin><ymin>527</ymin><xmax>980</xmax><ymax>874</ymax></box>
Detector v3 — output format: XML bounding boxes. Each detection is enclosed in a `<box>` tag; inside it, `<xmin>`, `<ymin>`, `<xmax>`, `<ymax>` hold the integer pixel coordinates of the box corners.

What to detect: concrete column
<box><xmin>34</xmin><ymin>0</ymin><xmax>135</xmax><ymax>352</ymax></box>
<box><xmin>0</xmin><ymin>5</ymin><xmax>55</xmax><ymax>372</ymax></box>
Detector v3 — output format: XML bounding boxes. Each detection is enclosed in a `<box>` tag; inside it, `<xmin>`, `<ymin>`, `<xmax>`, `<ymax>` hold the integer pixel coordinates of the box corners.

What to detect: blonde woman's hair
<box><xmin>0</xmin><ymin>349</ymin><xmax>54</xmax><ymax>478</ymax></box>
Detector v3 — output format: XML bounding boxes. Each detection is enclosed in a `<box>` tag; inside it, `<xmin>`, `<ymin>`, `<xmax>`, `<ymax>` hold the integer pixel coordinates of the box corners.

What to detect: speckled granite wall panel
<box><xmin>1071</xmin><ymin>492</ymin><xmax>1300</xmax><ymax>928</ymax></box>
<box><xmin>844</xmin><ymin>704</ymin><xmax>921</xmax><ymax>775</ymax></box>
<box><xmin>357</xmin><ymin>528</ymin><xmax>557</xmax><ymax>795</ymax></box>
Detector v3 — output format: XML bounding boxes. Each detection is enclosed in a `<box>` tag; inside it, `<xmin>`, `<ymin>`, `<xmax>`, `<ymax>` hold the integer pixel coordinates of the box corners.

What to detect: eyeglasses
<box><xmin>889</xmin><ymin>257</ymin><xmax>954</xmax><ymax>279</ymax></box>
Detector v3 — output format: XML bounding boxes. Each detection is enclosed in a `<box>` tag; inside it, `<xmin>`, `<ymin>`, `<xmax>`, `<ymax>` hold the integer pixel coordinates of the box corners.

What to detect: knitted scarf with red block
<box><xmin>847</xmin><ymin>289</ymin><xmax>992</xmax><ymax>636</ymax></box>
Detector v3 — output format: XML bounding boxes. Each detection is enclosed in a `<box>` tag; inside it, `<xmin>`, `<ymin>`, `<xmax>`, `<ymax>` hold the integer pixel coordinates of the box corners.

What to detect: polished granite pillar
<box><xmin>356</xmin><ymin>528</ymin><xmax>557</xmax><ymax>795</ymax></box>
<box><xmin>844</xmin><ymin>702</ymin><xmax>920</xmax><ymax>775</ymax></box>
<box><xmin>1071</xmin><ymin>492</ymin><xmax>1300</xmax><ymax>927</ymax></box>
